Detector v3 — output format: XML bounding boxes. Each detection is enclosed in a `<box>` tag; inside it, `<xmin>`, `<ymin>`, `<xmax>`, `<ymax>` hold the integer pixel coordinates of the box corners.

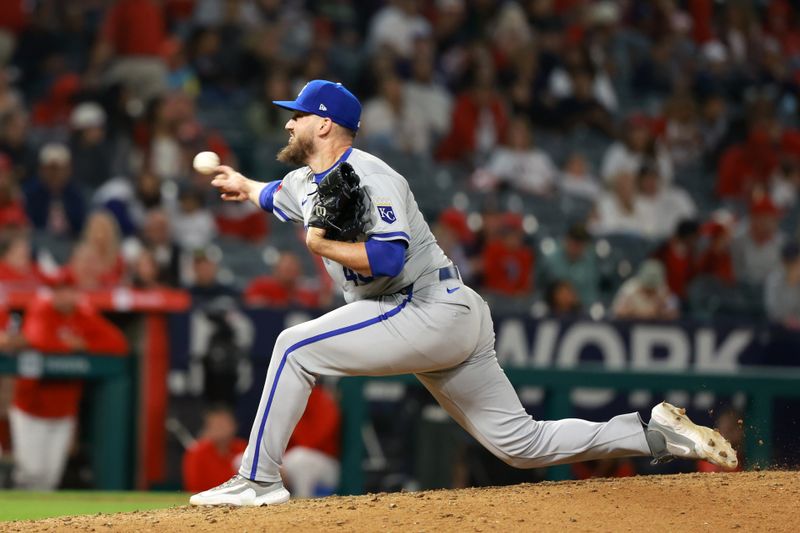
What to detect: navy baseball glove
<box><xmin>307</xmin><ymin>162</ymin><xmax>368</xmax><ymax>241</ymax></box>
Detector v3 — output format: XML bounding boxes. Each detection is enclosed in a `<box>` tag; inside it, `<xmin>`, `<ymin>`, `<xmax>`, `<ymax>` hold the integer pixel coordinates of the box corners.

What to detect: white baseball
<box><xmin>193</xmin><ymin>151</ymin><xmax>220</xmax><ymax>174</ymax></box>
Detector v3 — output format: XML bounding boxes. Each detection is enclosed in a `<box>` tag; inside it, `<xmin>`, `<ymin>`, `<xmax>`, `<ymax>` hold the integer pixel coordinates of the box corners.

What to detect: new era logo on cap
<box><xmin>272</xmin><ymin>80</ymin><xmax>362</xmax><ymax>132</ymax></box>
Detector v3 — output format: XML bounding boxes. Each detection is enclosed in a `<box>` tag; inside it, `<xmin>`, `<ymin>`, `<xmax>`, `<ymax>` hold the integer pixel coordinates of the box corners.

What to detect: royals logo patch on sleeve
<box><xmin>377</xmin><ymin>204</ymin><xmax>396</xmax><ymax>224</ymax></box>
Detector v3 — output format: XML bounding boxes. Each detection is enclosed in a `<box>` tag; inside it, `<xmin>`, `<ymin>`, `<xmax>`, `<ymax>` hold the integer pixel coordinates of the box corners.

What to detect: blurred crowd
<box><xmin>0</xmin><ymin>0</ymin><xmax>798</xmax><ymax>322</ymax></box>
<box><xmin>0</xmin><ymin>0</ymin><xmax>795</xmax><ymax>491</ymax></box>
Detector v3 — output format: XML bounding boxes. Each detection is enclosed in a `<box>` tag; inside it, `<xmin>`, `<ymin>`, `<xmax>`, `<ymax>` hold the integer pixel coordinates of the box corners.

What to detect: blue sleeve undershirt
<box><xmin>365</xmin><ymin>238</ymin><xmax>406</xmax><ymax>277</ymax></box>
<box><xmin>259</xmin><ymin>181</ymin><xmax>405</xmax><ymax>276</ymax></box>
<box><xmin>258</xmin><ymin>180</ymin><xmax>282</xmax><ymax>212</ymax></box>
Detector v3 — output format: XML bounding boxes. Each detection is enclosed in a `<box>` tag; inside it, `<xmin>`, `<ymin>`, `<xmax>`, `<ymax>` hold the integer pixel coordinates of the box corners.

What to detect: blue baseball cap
<box><xmin>273</xmin><ymin>80</ymin><xmax>362</xmax><ymax>132</ymax></box>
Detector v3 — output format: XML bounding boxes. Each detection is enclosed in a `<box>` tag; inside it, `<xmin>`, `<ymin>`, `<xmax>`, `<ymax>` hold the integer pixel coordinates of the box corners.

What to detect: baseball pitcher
<box><xmin>190</xmin><ymin>80</ymin><xmax>736</xmax><ymax>506</ymax></box>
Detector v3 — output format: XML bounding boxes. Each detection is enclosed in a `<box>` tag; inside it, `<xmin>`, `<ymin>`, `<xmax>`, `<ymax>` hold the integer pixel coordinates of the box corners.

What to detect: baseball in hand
<box><xmin>193</xmin><ymin>151</ymin><xmax>221</xmax><ymax>174</ymax></box>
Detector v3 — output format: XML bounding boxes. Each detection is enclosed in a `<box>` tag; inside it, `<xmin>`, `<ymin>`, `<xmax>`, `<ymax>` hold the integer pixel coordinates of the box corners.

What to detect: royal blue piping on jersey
<box><xmin>370</xmin><ymin>231</ymin><xmax>410</xmax><ymax>242</ymax></box>
<box><xmin>313</xmin><ymin>147</ymin><xmax>353</xmax><ymax>183</ymax></box>
<box><xmin>248</xmin><ymin>288</ymin><xmax>413</xmax><ymax>481</ymax></box>
<box><xmin>273</xmin><ymin>206</ymin><xmax>290</xmax><ymax>222</ymax></box>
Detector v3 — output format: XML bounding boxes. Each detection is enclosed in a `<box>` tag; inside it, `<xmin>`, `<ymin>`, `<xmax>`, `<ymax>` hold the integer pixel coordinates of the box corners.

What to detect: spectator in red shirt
<box><xmin>30</xmin><ymin>73</ymin><xmax>80</xmax><ymax>129</ymax></box>
<box><xmin>213</xmin><ymin>202</ymin><xmax>268</xmax><ymax>243</ymax></box>
<box><xmin>480</xmin><ymin>214</ymin><xmax>535</xmax><ymax>296</ymax></box>
<box><xmin>436</xmin><ymin>63</ymin><xmax>509</xmax><ymax>163</ymax></box>
<box><xmin>182</xmin><ymin>405</ymin><xmax>248</xmax><ymax>493</ymax></box>
<box><xmin>0</xmin><ymin>0</ymin><xmax>28</xmax><ymax>36</ymax></box>
<box><xmin>717</xmin><ymin>125</ymin><xmax>783</xmax><ymax>199</ymax></box>
<box><xmin>244</xmin><ymin>252</ymin><xmax>328</xmax><ymax>309</ymax></box>
<box><xmin>10</xmin><ymin>276</ymin><xmax>128</xmax><ymax>489</ymax></box>
<box><xmin>696</xmin><ymin>214</ymin><xmax>736</xmax><ymax>284</ymax></box>
<box><xmin>0</xmin><ymin>153</ymin><xmax>27</xmax><ymax>228</ymax></box>
<box><xmin>0</xmin><ymin>231</ymin><xmax>41</xmax><ymax>286</ymax></box>
<box><xmin>765</xmin><ymin>1</ymin><xmax>800</xmax><ymax>59</ymax></box>
<box><xmin>653</xmin><ymin>219</ymin><xmax>700</xmax><ymax>300</ymax></box>
<box><xmin>99</xmin><ymin>0</ymin><xmax>166</xmax><ymax>57</ymax></box>
<box><xmin>92</xmin><ymin>0</ymin><xmax>168</xmax><ymax>102</ymax></box>
<box><xmin>183</xmin><ymin>386</ymin><xmax>342</xmax><ymax>498</ymax></box>
<box><xmin>282</xmin><ymin>385</ymin><xmax>341</xmax><ymax>498</ymax></box>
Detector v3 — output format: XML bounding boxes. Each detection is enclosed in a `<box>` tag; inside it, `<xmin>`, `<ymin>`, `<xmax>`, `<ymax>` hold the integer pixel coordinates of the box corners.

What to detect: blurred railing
<box><xmin>0</xmin><ymin>352</ymin><xmax>134</xmax><ymax>490</ymax></box>
<box><xmin>338</xmin><ymin>365</ymin><xmax>800</xmax><ymax>495</ymax></box>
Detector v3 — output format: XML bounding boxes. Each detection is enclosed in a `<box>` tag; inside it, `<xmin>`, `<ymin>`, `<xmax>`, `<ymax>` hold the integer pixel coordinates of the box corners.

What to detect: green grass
<box><xmin>0</xmin><ymin>491</ymin><xmax>190</xmax><ymax>521</ymax></box>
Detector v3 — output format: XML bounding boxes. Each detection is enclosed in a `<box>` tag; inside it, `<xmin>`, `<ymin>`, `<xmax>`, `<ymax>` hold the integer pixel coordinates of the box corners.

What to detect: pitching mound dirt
<box><xmin>6</xmin><ymin>471</ymin><xmax>799</xmax><ymax>532</ymax></box>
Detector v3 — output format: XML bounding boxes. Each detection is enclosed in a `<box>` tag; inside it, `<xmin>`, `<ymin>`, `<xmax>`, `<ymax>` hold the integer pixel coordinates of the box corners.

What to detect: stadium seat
<box><xmin>565</xmin><ymin>128</ymin><xmax>612</xmax><ymax>171</ymax></box>
<box><xmin>533</xmin><ymin>130</ymin><xmax>568</xmax><ymax>164</ymax></box>
<box><xmin>687</xmin><ymin>276</ymin><xmax>765</xmax><ymax>320</ymax></box>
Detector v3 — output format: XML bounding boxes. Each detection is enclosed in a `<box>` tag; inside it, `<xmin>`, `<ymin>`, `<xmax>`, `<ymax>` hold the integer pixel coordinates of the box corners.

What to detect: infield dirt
<box><xmin>5</xmin><ymin>471</ymin><xmax>799</xmax><ymax>532</ymax></box>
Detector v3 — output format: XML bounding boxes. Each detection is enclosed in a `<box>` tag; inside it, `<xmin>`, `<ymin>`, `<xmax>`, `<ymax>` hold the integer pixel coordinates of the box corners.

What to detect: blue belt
<box><xmin>399</xmin><ymin>265</ymin><xmax>460</xmax><ymax>295</ymax></box>
<box><xmin>438</xmin><ymin>265</ymin><xmax>460</xmax><ymax>282</ymax></box>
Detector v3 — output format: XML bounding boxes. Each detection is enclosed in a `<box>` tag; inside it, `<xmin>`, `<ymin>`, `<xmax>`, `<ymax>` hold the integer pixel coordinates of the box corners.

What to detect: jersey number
<box><xmin>343</xmin><ymin>267</ymin><xmax>374</xmax><ymax>285</ymax></box>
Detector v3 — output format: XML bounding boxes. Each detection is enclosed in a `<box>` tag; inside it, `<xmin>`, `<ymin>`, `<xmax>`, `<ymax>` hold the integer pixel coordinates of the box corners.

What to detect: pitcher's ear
<box><xmin>318</xmin><ymin>117</ymin><xmax>334</xmax><ymax>136</ymax></box>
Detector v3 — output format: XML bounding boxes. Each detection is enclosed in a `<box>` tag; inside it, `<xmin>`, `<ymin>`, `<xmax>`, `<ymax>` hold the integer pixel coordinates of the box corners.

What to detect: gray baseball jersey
<box><xmin>240</xmin><ymin>147</ymin><xmax>652</xmax><ymax>484</ymax></box>
<box><xmin>270</xmin><ymin>148</ymin><xmax>451</xmax><ymax>302</ymax></box>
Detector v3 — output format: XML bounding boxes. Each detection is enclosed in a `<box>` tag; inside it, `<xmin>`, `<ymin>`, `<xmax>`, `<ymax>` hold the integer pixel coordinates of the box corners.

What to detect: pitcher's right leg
<box><xmin>417</xmin><ymin>354</ymin><xmax>652</xmax><ymax>467</ymax></box>
<box><xmin>416</xmin><ymin>297</ymin><xmax>652</xmax><ymax>468</ymax></box>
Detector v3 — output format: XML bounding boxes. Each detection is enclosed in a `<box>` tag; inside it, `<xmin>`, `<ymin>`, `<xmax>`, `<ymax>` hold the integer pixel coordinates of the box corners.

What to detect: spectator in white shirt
<box><xmin>360</xmin><ymin>75</ymin><xmax>431</xmax><ymax>155</ymax></box>
<box><xmin>594</xmin><ymin>171</ymin><xmax>648</xmax><ymax>236</ymax></box>
<box><xmin>601</xmin><ymin>113</ymin><xmax>674</xmax><ymax>185</ymax></box>
<box><xmin>404</xmin><ymin>38</ymin><xmax>453</xmax><ymax>144</ymax></box>
<box><xmin>169</xmin><ymin>186</ymin><xmax>217</xmax><ymax>251</ymax></box>
<box><xmin>770</xmin><ymin>160</ymin><xmax>800</xmax><ymax>209</ymax></box>
<box><xmin>473</xmin><ymin>118</ymin><xmax>557</xmax><ymax>196</ymax></box>
<box><xmin>637</xmin><ymin>164</ymin><xmax>697</xmax><ymax>239</ymax></box>
<box><xmin>367</xmin><ymin>0</ymin><xmax>431</xmax><ymax>59</ymax></box>
<box><xmin>731</xmin><ymin>196</ymin><xmax>785</xmax><ymax>286</ymax></box>
<box><xmin>661</xmin><ymin>95</ymin><xmax>703</xmax><ymax>167</ymax></box>
<box><xmin>560</xmin><ymin>152</ymin><xmax>601</xmax><ymax>200</ymax></box>
<box><xmin>764</xmin><ymin>242</ymin><xmax>800</xmax><ymax>327</ymax></box>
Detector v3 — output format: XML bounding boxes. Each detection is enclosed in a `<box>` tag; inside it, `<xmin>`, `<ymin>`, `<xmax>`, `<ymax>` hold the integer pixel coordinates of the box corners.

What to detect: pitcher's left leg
<box><xmin>240</xmin><ymin>289</ymin><xmax>481</xmax><ymax>484</ymax></box>
<box><xmin>191</xmin><ymin>297</ymin><xmax>404</xmax><ymax>506</ymax></box>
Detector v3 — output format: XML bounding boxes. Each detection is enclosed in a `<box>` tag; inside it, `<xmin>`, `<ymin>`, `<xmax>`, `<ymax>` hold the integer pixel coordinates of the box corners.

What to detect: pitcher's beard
<box><xmin>277</xmin><ymin>134</ymin><xmax>314</xmax><ymax>166</ymax></box>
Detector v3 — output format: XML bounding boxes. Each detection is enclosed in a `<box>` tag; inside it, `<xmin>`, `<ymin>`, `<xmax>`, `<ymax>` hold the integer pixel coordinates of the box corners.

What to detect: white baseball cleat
<box><xmin>646</xmin><ymin>401</ymin><xmax>738</xmax><ymax>469</ymax></box>
<box><xmin>189</xmin><ymin>474</ymin><xmax>291</xmax><ymax>506</ymax></box>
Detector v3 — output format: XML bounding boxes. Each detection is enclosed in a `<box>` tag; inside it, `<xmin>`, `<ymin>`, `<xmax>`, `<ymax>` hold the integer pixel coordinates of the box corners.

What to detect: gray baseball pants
<box><xmin>240</xmin><ymin>277</ymin><xmax>651</xmax><ymax>482</ymax></box>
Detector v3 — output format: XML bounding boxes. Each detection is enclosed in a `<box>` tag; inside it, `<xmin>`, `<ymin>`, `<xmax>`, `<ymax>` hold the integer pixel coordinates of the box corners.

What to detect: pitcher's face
<box><xmin>278</xmin><ymin>111</ymin><xmax>317</xmax><ymax>165</ymax></box>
